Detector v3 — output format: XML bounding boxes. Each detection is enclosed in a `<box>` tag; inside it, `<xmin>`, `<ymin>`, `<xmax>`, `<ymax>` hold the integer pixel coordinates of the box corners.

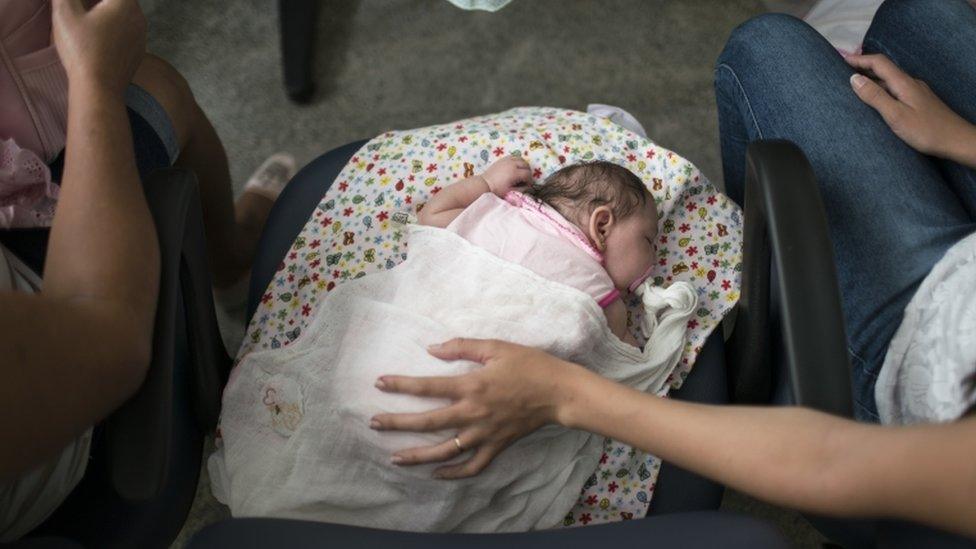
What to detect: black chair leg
<box><xmin>278</xmin><ymin>0</ymin><xmax>317</xmax><ymax>103</ymax></box>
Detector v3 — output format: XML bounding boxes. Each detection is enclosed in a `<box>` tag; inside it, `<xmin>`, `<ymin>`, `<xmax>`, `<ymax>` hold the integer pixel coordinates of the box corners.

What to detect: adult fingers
<box><xmin>855</xmin><ymin>74</ymin><xmax>892</xmax><ymax>96</ymax></box>
<box><xmin>391</xmin><ymin>430</ymin><xmax>478</xmax><ymax>465</ymax></box>
<box><xmin>426</xmin><ymin>337</ymin><xmax>500</xmax><ymax>364</ymax></box>
<box><xmin>846</xmin><ymin>54</ymin><xmax>900</xmax><ymax>78</ymax></box>
<box><xmin>850</xmin><ymin>73</ymin><xmax>905</xmax><ymax>125</ymax></box>
<box><xmin>434</xmin><ymin>443</ymin><xmax>502</xmax><ymax>479</ymax></box>
<box><xmin>375</xmin><ymin>374</ymin><xmax>463</xmax><ymax>398</ymax></box>
<box><xmin>390</xmin><ymin>439</ymin><xmax>461</xmax><ymax>466</ymax></box>
<box><xmin>371</xmin><ymin>403</ymin><xmax>467</xmax><ymax>433</ymax></box>
<box><xmin>846</xmin><ymin>54</ymin><xmax>912</xmax><ymax>97</ymax></box>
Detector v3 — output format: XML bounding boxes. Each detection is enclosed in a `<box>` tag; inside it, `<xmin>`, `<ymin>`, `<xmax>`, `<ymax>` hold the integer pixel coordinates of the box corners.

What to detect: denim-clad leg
<box><xmin>714</xmin><ymin>13</ymin><xmax>976</xmax><ymax>420</ymax></box>
<box><xmin>863</xmin><ymin>0</ymin><xmax>976</xmax><ymax>219</ymax></box>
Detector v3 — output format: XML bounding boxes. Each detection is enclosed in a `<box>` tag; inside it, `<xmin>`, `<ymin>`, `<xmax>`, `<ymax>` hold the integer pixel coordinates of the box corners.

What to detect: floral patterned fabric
<box><xmin>232</xmin><ymin>107</ymin><xmax>743</xmax><ymax>526</ymax></box>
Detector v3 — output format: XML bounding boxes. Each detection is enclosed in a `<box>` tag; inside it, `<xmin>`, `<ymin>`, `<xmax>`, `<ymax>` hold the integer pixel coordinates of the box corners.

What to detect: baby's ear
<box><xmin>588</xmin><ymin>206</ymin><xmax>615</xmax><ymax>250</ymax></box>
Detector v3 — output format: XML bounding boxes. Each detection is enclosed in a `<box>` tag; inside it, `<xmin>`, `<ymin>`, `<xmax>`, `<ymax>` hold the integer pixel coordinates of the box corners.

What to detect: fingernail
<box><xmin>369</xmin><ymin>418</ymin><xmax>380</xmax><ymax>429</ymax></box>
<box><xmin>375</xmin><ymin>377</ymin><xmax>387</xmax><ymax>390</ymax></box>
<box><xmin>427</xmin><ymin>343</ymin><xmax>444</xmax><ymax>351</ymax></box>
<box><xmin>391</xmin><ymin>455</ymin><xmax>403</xmax><ymax>465</ymax></box>
<box><xmin>850</xmin><ymin>74</ymin><xmax>867</xmax><ymax>89</ymax></box>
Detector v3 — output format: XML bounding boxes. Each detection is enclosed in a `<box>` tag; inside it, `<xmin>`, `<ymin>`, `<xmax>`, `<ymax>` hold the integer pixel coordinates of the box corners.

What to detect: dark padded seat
<box><xmin>189</xmin><ymin>512</ymin><xmax>788</xmax><ymax>549</ymax></box>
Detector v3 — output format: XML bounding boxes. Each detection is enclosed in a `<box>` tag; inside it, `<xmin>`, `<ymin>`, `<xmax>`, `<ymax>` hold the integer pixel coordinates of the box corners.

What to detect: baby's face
<box><xmin>601</xmin><ymin>200</ymin><xmax>659</xmax><ymax>292</ymax></box>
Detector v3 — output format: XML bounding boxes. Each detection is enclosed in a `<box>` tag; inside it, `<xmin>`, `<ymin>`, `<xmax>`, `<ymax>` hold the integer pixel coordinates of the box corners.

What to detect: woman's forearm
<box><xmin>45</xmin><ymin>79</ymin><xmax>159</xmax><ymax>320</ymax></box>
<box><xmin>944</xmin><ymin>121</ymin><xmax>976</xmax><ymax>169</ymax></box>
<box><xmin>556</xmin><ymin>365</ymin><xmax>976</xmax><ymax>538</ymax></box>
<box><xmin>0</xmin><ymin>77</ymin><xmax>160</xmax><ymax>477</ymax></box>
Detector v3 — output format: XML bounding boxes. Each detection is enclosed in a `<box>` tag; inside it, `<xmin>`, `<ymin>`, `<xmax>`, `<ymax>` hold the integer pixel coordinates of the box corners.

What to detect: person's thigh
<box><xmin>714</xmin><ymin>13</ymin><xmax>976</xmax><ymax>420</ymax></box>
<box><xmin>863</xmin><ymin>0</ymin><xmax>976</xmax><ymax>219</ymax></box>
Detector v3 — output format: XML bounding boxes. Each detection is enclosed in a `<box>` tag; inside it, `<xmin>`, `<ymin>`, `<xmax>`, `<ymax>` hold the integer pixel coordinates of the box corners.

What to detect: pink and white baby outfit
<box><xmin>445</xmin><ymin>190</ymin><xmax>620</xmax><ymax>308</ymax></box>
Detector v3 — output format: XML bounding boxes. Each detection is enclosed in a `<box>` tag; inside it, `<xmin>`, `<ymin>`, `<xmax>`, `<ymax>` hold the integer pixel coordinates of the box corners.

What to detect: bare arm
<box><xmin>416</xmin><ymin>175</ymin><xmax>490</xmax><ymax>228</ymax></box>
<box><xmin>372</xmin><ymin>339</ymin><xmax>976</xmax><ymax>539</ymax></box>
<box><xmin>560</xmin><ymin>364</ymin><xmax>976</xmax><ymax>537</ymax></box>
<box><xmin>0</xmin><ymin>0</ymin><xmax>158</xmax><ymax>478</ymax></box>
<box><xmin>417</xmin><ymin>156</ymin><xmax>534</xmax><ymax>228</ymax></box>
<box><xmin>946</xmin><ymin>123</ymin><xmax>976</xmax><ymax>169</ymax></box>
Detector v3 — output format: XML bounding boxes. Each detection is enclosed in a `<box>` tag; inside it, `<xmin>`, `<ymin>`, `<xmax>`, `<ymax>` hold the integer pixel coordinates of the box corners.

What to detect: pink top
<box><xmin>0</xmin><ymin>138</ymin><xmax>57</xmax><ymax>228</ymax></box>
<box><xmin>1</xmin><ymin>0</ymin><xmax>69</xmax><ymax>164</ymax></box>
<box><xmin>446</xmin><ymin>191</ymin><xmax>619</xmax><ymax>307</ymax></box>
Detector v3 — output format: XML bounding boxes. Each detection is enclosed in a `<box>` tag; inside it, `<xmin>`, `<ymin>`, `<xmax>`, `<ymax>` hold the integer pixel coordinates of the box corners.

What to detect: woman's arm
<box><xmin>947</xmin><ymin>123</ymin><xmax>976</xmax><ymax>169</ymax></box>
<box><xmin>416</xmin><ymin>156</ymin><xmax>534</xmax><ymax>227</ymax></box>
<box><xmin>0</xmin><ymin>0</ymin><xmax>158</xmax><ymax>478</ymax></box>
<box><xmin>561</xmin><ymin>363</ymin><xmax>976</xmax><ymax>537</ymax></box>
<box><xmin>372</xmin><ymin>338</ymin><xmax>976</xmax><ymax>539</ymax></box>
<box><xmin>848</xmin><ymin>54</ymin><xmax>976</xmax><ymax>169</ymax></box>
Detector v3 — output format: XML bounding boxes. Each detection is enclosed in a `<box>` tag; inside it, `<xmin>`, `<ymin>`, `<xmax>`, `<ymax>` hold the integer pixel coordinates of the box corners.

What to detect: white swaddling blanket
<box><xmin>209</xmin><ymin>224</ymin><xmax>697</xmax><ymax>532</ymax></box>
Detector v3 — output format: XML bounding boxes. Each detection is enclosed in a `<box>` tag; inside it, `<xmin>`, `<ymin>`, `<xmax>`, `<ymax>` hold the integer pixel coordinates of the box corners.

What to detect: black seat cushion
<box><xmin>189</xmin><ymin>512</ymin><xmax>788</xmax><ymax>549</ymax></box>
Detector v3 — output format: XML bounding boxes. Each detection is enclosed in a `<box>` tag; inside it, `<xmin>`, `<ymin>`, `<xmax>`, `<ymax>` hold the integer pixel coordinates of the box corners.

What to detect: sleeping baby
<box><xmin>209</xmin><ymin>155</ymin><xmax>697</xmax><ymax>533</ymax></box>
<box><xmin>419</xmin><ymin>156</ymin><xmax>659</xmax><ymax>347</ymax></box>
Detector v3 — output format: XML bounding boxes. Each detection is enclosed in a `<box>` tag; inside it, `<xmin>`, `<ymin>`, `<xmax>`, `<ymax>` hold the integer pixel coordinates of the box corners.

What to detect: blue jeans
<box><xmin>714</xmin><ymin>0</ymin><xmax>976</xmax><ymax>421</ymax></box>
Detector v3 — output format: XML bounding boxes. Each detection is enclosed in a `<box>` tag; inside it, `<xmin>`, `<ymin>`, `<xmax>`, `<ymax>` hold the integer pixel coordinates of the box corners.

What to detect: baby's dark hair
<box><xmin>523</xmin><ymin>161</ymin><xmax>650</xmax><ymax>224</ymax></box>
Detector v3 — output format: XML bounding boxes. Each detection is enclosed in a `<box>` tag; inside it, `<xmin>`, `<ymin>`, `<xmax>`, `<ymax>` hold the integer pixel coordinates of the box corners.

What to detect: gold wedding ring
<box><xmin>453</xmin><ymin>436</ymin><xmax>463</xmax><ymax>453</ymax></box>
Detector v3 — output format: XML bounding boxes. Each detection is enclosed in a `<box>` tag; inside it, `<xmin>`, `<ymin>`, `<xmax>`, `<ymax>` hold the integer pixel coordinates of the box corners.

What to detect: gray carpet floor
<box><xmin>143</xmin><ymin>1</ymin><xmax>825</xmax><ymax>546</ymax></box>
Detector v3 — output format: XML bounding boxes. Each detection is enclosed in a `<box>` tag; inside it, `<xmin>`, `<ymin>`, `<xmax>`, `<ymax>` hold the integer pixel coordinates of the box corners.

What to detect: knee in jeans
<box><xmin>871</xmin><ymin>0</ymin><xmax>971</xmax><ymax>37</ymax></box>
<box><xmin>717</xmin><ymin>13</ymin><xmax>815</xmax><ymax>71</ymax></box>
<box><xmin>132</xmin><ymin>53</ymin><xmax>198</xmax><ymax>147</ymax></box>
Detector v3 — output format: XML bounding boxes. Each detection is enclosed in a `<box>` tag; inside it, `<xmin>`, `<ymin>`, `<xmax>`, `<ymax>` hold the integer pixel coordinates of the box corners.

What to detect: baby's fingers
<box><xmin>509</xmin><ymin>156</ymin><xmax>531</xmax><ymax>169</ymax></box>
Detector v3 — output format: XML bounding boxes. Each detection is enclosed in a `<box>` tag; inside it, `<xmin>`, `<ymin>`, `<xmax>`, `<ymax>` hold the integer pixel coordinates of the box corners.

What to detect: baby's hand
<box><xmin>481</xmin><ymin>156</ymin><xmax>533</xmax><ymax>196</ymax></box>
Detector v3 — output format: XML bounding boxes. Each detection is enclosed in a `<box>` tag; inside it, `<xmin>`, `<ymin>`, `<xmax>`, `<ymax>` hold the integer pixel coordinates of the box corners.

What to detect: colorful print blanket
<box><xmin>224</xmin><ymin>107</ymin><xmax>743</xmax><ymax>525</ymax></box>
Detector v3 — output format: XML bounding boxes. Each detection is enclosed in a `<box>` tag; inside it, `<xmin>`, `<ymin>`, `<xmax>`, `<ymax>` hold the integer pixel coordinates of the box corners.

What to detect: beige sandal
<box><xmin>215</xmin><ymin>153</ymin><xmax>297</xmax><ymax>307</ymax></box>
<box><xmin>242</xmin><ymin>152</ymin><xmax>296</xmax><ymax>201</ymax></box>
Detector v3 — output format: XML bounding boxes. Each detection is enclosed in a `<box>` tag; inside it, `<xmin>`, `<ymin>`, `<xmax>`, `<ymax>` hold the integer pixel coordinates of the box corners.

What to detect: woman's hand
<box><xmin>370</xmin><ymin>338</ymin><xmax>585</xmax><ymax>479</ymax></box>
<box><xmin>848</xmin><ymin>54</ymin><xmax>976</xmax><ymax>166</ymax></box>
<box><xmin>52</xmin><ymin>0</ymin><xmax>147</xmax><ymax>96</ymax></box>
<box><xmin>481</xmin><ymin>156</ymin><xmax>533</xmax><ymax>197</ymax></box>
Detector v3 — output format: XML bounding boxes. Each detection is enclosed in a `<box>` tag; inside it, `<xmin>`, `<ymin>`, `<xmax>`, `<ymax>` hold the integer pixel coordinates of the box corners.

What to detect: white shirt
<box><xmin>877</xmin><ymin>231</ymin><xmax>976</xmax><ymax>425</ymax></box>
<box><xmin>0</xmin><ymin>245</ymin><xmax>92</xmax><ymax>542</ymax></box>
